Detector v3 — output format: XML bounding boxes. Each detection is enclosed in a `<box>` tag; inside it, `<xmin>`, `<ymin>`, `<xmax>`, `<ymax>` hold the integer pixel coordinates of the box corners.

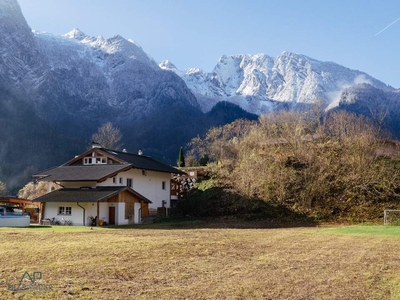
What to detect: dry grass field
<box><xmin>1</xmin><ymin>222</ymin><xmax>400</xmax><ymax>299</ymax></box>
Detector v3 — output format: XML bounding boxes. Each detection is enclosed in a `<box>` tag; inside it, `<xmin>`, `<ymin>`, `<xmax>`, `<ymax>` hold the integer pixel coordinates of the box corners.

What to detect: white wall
<box><xmin>43</xmin><ymin>202</ymin><xmax>132</xmax><ymax>226</ymax></box>
<box><xmin>58</xmin><ymin>169</ymin><xmax>172</xmax><ymax>210</ymax></box>
<box><xmin>116</xmin><ymin>203</ymin><xmax>128</xmax><ymax>225</ymax></box>
<box><xmin>134</xmin><ymin>202</ymin><xmax>141</xmax><ymax>224</ymax></box>
<box><xmin>97</xmin><ymin>169</ymin><xmax>171</xmax><ymax>209</ymax></box>
<box><xmin>43</xmin><ymin>202</ymin><xmax>86</xmax><ymax>226</ymax></box>
<box><xmin>85</xmin><ymin>202</ymin><xmax>99</xmax><ymax>225</ymax></box>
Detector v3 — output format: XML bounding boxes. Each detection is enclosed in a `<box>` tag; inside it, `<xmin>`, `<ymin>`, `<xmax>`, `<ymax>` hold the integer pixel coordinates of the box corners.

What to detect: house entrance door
<box><xmin>109</xmin><ymin>207</ymin><xmax>115</xmax><ymax>225</ymax></box>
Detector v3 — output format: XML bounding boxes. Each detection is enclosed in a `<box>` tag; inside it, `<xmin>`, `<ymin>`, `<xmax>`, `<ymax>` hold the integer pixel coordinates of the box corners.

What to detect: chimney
<box><xmin>138</xmin><ymin>149</ymin><xmax>143</xmax><ymax>155</ymax></box>
<box><xmin>92</xmin><ymin>141</ymin><xmax>101</xmax><ymax>149</ymax></box>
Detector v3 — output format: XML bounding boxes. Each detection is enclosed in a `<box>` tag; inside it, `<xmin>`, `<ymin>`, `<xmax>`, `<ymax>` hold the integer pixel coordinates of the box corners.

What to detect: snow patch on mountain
<box><xmin>162</xmin><ymin>52</ymin><xmax>391</xmax><ymax>115</ymax></box>
<box><xmin>63</xmin><ymin>28</ymin><xmax>87</xmax><ymax>40</ymax></box>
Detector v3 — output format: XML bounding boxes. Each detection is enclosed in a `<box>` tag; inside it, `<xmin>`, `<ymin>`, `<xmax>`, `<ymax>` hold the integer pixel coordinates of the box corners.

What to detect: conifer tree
<box><xmin>199</xmin><ymin>153</ymin><xmax>209</xmax><ymax>166</ymax></box>
<box><xmin>177</xmin><ymin>147</ymin><xmax>185</xmax><ymax>167</ymax></box>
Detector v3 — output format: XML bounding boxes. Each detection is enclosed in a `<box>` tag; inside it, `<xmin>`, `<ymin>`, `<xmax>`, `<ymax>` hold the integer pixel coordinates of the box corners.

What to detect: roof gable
<box><xmin>64</xmin><ymin>148</ymin><xmax>126</xmax><ymax>166</ymax></box>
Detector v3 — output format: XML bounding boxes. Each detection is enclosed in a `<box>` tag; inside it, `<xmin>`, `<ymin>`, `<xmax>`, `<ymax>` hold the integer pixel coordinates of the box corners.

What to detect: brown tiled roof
<box><xmin>33</xmin><ymin>165</ymin><xmax>131</xmax><ymax>182</ymax></box>
<box><xmin>34</xmin><ymin>186</ymin><xmax>151</xmax><ymax>203</ymax></box>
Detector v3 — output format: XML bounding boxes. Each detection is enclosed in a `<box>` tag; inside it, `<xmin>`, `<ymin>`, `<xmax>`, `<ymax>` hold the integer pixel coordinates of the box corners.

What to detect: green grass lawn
<box><xmin>322</xmin><ymin>225</ymin><xmax>400</xmax><ymax>237</ymax></box>
<box><xmin>1</xmin><ymin>222</ymin><xmax>400</xmax><ymax>299</ymax></box>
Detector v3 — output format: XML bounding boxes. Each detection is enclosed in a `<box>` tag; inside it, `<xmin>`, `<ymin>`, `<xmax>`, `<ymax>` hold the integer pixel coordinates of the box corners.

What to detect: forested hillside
<box><xmin>0</xmin><ymin>85</ymin><xmax>84</xmax><ymax>192</ymax></box>
<box><xmin>184</xmin><ymin>110</ymin><xmax>400</xmax><ymax>222</ymax></box>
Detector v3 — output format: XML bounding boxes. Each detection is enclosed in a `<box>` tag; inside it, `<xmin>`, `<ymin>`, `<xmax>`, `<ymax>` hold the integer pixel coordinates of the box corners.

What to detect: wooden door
<box><xmin>109</xmin><ymin>207</ymin><xmax>115</xmax><ymax>225</ymax></box>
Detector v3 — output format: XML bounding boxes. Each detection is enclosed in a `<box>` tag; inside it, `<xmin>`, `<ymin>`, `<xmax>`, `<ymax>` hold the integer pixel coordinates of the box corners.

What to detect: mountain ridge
<box><xmin>160</xmin><ymin>52</ymin><xmax>392</xmax><ymax>115</ymax></box>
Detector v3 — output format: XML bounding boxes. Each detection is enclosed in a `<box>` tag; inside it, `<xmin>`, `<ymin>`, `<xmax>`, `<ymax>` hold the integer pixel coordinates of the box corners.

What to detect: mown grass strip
<box><xmin>321</xmin><ymin>225</ymin><xmax>400</xmax><ymax>237</ymax></box>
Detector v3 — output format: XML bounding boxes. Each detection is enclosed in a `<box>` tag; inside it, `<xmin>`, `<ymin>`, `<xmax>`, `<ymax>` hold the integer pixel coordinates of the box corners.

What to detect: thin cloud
<box><xmin>375</xmin><ymin>17</ymin><xmax>400</xmax><ymax>36</ymax></box>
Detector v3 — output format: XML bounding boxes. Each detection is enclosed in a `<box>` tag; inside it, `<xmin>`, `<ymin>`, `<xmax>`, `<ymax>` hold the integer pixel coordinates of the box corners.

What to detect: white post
<box><xmin>134</xmin><ymin>203</ymin><xmax>141</xmax><ymax>224</ymax></box>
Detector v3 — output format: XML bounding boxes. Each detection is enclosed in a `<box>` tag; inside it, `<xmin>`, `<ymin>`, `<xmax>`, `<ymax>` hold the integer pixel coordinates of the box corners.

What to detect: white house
<box><xmin>33</xmin><ymin>145</ymin><xmax>184</xmax><ymax>226</ymax></box>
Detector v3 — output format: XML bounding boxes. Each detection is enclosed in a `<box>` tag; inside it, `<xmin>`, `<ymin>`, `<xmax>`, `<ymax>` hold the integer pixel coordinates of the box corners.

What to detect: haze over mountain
<box><xmin>332</xmin><ymin>83</ymin><xmax>400</xmax><ymax>137</ymax></box>
<box><xmin>0</xmin><ymin>0</ymin><xmax>398</xmax><ymax>193</ymax></box>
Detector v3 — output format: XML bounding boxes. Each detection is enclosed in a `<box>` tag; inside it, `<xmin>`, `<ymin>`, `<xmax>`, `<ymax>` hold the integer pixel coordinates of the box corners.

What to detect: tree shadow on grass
<box><xmin>108</xmin><ymin>187</ymin><xmax>317</xmax><ymax>230</ymax></box>
<box><xmin>107</xmin><ymin>217</ymin><xmax>317</xmax><ymax>230</ymax></box>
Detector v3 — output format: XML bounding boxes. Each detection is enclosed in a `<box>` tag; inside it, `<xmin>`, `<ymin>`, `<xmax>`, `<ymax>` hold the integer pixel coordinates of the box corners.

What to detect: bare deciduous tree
<box><xmin>17</xmin><ymin>181</ymin><xmax>49</xmax><ymax>200</ymax></box>
<box><xmin>91</xmin><ymin>122</ymin><xmax>123</xmax><ymax>150</ymax></box>
<box><xmin>0</xmin><ymin>180</ymin><xmax>7</xmax><ymax>196</ymax></box>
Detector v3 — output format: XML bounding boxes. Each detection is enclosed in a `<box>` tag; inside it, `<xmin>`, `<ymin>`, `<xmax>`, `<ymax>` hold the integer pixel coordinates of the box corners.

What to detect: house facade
<box><xmin>33</xmin><ymin>146</ymin><xmax>184</xmax><ymax>226</ymax></box>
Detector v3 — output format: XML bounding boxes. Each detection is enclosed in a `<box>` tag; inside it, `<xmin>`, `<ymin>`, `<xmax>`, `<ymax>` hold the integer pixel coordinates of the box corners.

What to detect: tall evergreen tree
<box><xmin>177</xmin><ymin>147</ymin><xmax>185</xmax><ymax>167</ymax></box>
<box><xmin>199</xmin><ymin>153</ymin><xmax>210</xmax><ymax>166</ymax></box>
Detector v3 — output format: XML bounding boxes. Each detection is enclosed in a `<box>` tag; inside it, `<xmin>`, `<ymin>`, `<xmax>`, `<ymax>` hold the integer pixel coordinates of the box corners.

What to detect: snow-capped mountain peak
<box><xmin>159</xmin><ymin>60</ymin><xmax>177</xmax><ymax>71</ymax></box>
<box><xmin>0</xmin><ymin>0</ymin><xmax>196</xmax><ymax>116</ymax></box>
<box><xmin>63</xmin><ymin>28</ymin><xmax>88</xmax><ymax>40</ymax></box>
<box><xmin>35</xmin><ymin>29</ymin><xmax>159</xmax><ymax>71</ymax></box>
<box><xmin>171</xmin><ymin>51</ymin><xmax>391</xmax><ymax>114</ymax></box>
<box><xmin>159</xmin><ymin>60</ymin><xmax>185</xmax><ymax>76</ymax></box>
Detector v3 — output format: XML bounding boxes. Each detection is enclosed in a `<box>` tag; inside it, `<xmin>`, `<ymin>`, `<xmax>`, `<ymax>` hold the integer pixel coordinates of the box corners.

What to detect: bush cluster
<box><xmin>186</xmin><ymin>110</ymin><xmax>400</xmax><ymax>222</ymax></box>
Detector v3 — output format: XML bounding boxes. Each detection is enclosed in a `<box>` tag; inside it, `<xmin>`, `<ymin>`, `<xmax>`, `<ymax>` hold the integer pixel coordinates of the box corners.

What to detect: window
<box><xmin>59</xmin><ymin>206</ymin><xmax>71</xmax><ymax>215</ymax></box>
<box><xmin>127</xmin><ymin>178</ymin><xmax>132</xmax><ymax>188</ymax></box>
<box><xmin>119</xmin><ymin>177</ymin><xmax>122</xmax><ymax>184</ymax></box>
<box><xmin>162</xmin><ymin>181</ymin><xmax>166</xmax><ymax>190</ymax></box>
<box><xmin>96</xmin><ymin>157</ymin><xmax>107</xmax><ymax>164</ymax></box>
<box><xmin>83</xmin><ymin>157</ymin><xmax>92</xmax><ymax>165</ymax></box>
<box><xmin>83</xmin><ymin>156</ymin><xmax>107</xmax><ymax>165</ymax></box>
<box><xmin>142</xmin><ymin>169</ymin><xmax>146</xmax><ymax>176</ymax></box>
<box><xmin>112</xmin><ymin>177</ymin><xmax>116</xmax><ymax>184</ymax></box>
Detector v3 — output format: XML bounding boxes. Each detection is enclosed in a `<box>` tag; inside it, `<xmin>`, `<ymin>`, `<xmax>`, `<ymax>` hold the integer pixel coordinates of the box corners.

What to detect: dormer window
<box><xmin>83</xmin><ymin>157</ymin><xmax>92</xmax><ymax>165</ymax></box>
<box><xmin>83</xmin><ymin>156</ymin><xmax>107</xmax><ymax>165</ymax></box>
<box><xmin>96</xmin><ymin>157</ymin><xmax>107</xmax><ymax>164</ymax></box>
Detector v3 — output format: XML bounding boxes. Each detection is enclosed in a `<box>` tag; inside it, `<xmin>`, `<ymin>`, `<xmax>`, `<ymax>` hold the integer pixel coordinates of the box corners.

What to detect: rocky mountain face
<box><xmin>0</xmin><ymin>0</ymin><xmax>258</xmax><ymax>192</ymax></box>
<box><xmin>0</xmin><ymin>0</ymin><xmax>45</xmax><ymax>98</ymax></box>
<box><xmin>0</xmin><ymin>0</ymin><xmax>203</xmax><ymax>127</ymax></box>
<box><xmin>160</xmin><ymin>53</ymin><xmax>392</xmax><ymax>115</ymax></box>
<box><xmin>31</xmin><ymin>29</ymin><xmax>204</xmax><ymax>132</ymax></box>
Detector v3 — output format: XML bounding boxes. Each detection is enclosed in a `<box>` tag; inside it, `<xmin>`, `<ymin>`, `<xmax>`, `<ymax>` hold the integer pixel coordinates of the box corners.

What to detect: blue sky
<box><xmin>18</xmin><ymin>0</ymin><xmax>400</xmax><ymax>88</ymax></box>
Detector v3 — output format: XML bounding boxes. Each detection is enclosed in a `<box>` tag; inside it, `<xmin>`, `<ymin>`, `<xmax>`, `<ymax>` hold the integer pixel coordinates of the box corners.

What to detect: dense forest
<box><xmin>182</xmin><ymin>109</ymin><xmax>400</xmax><ymax>223</ymax></box>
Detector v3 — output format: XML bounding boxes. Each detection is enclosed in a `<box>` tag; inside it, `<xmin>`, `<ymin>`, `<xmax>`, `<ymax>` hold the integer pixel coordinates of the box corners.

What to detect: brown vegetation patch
<box><xmin>186</xmin><ymin>111</ymin><xmax>400</xmax><ymax>222</ymax></box>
